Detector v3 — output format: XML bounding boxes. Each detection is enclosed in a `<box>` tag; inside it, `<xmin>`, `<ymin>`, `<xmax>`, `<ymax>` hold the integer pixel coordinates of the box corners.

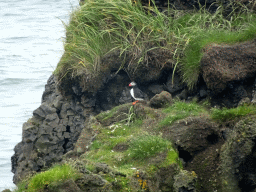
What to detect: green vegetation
<box><xmin>12</xmin><ymin>0</ymin><xmax>256</xmax><ymax>191</ymax></box>
<box><xmin>84</xmin><ymin>119</ymin><xmax>180</xmax><ymax>174</ymax></box>
<box><xmin>159</xmin><ymin>100</ymin><xmax>208</xmax><ymax>127</ymax></box>
<box><xmin>14</xmin><ymin>99</ymin><xmax>256</xmax><ymax>191</ymax></box>
<box><xmin>95</xmin><ymin>104</ymin><xmax>138</xmax><ymax>127</ymax></box>
<box><xmin>14</xmin><ymin>164</ymin><xmax>80</xmax><ymax>192</ymax></box>
<box><xmin>128</xmin><ymin>134</ymin><xmax>172</xmax><ymax>160</ymax></box>
<box><xmin>211</xmin><ymin>104</ymin><xmax>256</xmax><ymax>122</ymax></box>
<box><xmin>96</xmin><ymin>105</ymin><xmax>124</xmax><ymax>121</ymax></box>
<box><xmin>55</xmin><ymin>0</ymin><xmax>256</xmax><ymax>90</ymax></box>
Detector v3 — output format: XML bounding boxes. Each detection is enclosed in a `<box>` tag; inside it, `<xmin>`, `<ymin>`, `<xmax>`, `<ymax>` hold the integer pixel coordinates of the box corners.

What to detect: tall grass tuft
<box><xmin>55</xmin><ymin>0</ymin><xmax>256</xmax><ymax>90</ymax></box>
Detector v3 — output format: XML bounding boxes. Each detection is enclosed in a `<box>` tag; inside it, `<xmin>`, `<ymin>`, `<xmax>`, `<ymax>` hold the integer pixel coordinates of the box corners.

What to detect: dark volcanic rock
<box><xmin>166</xmin><ymin>72</ymin><xmax>185</xmax><ymax>95</ymax></box>
<box><xmin>162</xmin><ymin>116</ymin><xmax>224</xmax><ymax>191</ymax></box>
<box><xmin>11</xmin><ymin>75</ymin><xmax>92</xmax><ymax>184</ymax></box>
<box><xmin>251</xmin><ymin>77</ymin><xmax>256</xmax><ymax>104</ymax></box>
<box><xmin>96</xmin><ymin>73</ymin><xmax>131</xmax><ymax>111</ymax></box>
<box><xmin>201</xmin><ymin>39</ymin><xmax>256</xmax><ymax>94</ymax></box>
<box><xmin>220</xmin><ymin>116</ymin><xmax>256</xmax><ymax>192</ymax></box>
<box><xmin>173</xmin><ymin>170</ymin><xmax>197</xmax><ymax>192</ymax></box>
<box><xmin>149</xmin><ymin>91</ymin><xmax>172</xmax><ymax>108</ymax></box>
<box><xmin>148</xmin><ymin>84</ymin><xmax>164</xmax><ymax>95</ymax></box>
<box><xmin>163</xmin><ymin>117</ymin><xmax>221</xmax><ymax>161</ymax></box>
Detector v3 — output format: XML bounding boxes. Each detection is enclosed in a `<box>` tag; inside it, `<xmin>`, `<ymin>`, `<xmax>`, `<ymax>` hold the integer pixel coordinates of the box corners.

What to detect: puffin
<box><xmin>129</xmin><ymin>81</ymin><xmax>145</xmax><ymax>105</ymax></box>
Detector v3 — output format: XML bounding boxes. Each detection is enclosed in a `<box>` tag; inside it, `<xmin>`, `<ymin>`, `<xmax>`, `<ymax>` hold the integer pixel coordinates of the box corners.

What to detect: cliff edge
<box><xmin>10</xmin><ymin>0</ymin><xmax>256</xmax><ymax>191</ymax></box>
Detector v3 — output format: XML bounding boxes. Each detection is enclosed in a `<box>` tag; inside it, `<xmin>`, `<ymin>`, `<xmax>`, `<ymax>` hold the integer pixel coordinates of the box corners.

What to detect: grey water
<box><xmin>0</xmin><ymin>0</ymin><xmax>79</xmax><ymax>190</ymax></box>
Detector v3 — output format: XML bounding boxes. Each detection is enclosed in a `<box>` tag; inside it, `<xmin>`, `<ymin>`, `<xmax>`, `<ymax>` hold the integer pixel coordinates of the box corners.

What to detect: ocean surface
<box><xmin>0</xmin><ymin>0</ymin><xmax>79</xmax><ymax>190</ymax></box>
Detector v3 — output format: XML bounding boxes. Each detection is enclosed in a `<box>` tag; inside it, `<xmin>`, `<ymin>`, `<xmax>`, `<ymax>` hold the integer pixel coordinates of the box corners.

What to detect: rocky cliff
<box><xmin>11</xmin><ymin>37</ymin><xmax>256</xmax><ymax>191</ymax></box>
<box><xmin>10</xmin><ymin>0</ymin><xmax>256</xmax><ymax>191</ymax></box>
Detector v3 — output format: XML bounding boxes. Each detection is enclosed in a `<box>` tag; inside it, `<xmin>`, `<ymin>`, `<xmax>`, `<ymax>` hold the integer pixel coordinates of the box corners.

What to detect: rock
<box><xmin>119</xmin><ymin>88</ymin><xmax>133</xmax><ymax>104</ymax></box>
<box><xmin>33</xmin><ymin>107</ymin><xmax>46</xmax><ymax>120</ymax></box>
<box><xmin>238</xmin><ymin>97</ymin><xmax>251</xmax><ymax>106</ymax></box>
<box><xmin>52</xmin><ymin>95</ymin><xmax>63</xmax><ymax>110</ymax></box>
<box><xmin>177</xmin><ymin>89</ymin><xmax>188</xmax><ymax>100</ymax></box>
<box><xmin>41</xmin><ymin>74</ymin><xmax>56</xmax><ymax>103</ymax></box>
<box><xmin>173</xmin><ymin>170</ymin><xmax>197</xmax><ymax>192</ymax></box>
<box><xmin>199</xmin><ymin>85</ymin><xmax>208</xmax><ymax>98</ymax></box>
<box><xmin>149</xmin><ymin>91</ymin><xmax>172</xmax><ymax>108</ymax></box>
<box><xmin>251</xmin><ymin>78</ymin><xmax>256</xmax><ymax>104</ymax></box>
<box><xmin>166</xmin><ymin>72</ymin><xmax>185</xmax><ymax>94</ymax></box>
<box><xmin>220</xmin><ymin>116</ymin><xmax>256</xmax><ymax>192</ymax></box>
<box><xmin>152</xmin><ymin>164</ymin><xmax>180</xmax><ymax>192</ymax></box>
<box><xmin>95</xmin><ymin>163</ymin><xmax>111</xmax><ymax>174</ymax></box>
<box><xmin>11</xmin><ymin>75</ymin><xmax>87</xmax><ymax>184</ymax></box>
<box><xmin>76</xmin><ymin>174</ymin><xmax>112</xmax><ymax>191</ymax></box>
<box><xmin>148</xmin><ymin>84</ymin><xmax>165</xmax><ymax>95</ymax></box>
<box><xmin>95</xmin><ymin>73</ymin><xmax>131</xmax><ymax>111</ymax></box>
<box><xmin>201</xmin><ymin>39</ymin><xmax>256</xmax><ymax>94</ymax></box>
<box><xmin>49</xmin><ymin>179</ymin><xmax>82</xmax><ymax>192</ymax></box>
<box><xmin>40</xmin><ymin>103</ymin><xmax>56</xmax><ymax>114</ymax></box>
<box><xmin>81</xmin><ymin>95</ymin><xmax>96</xmax><ymax>108</ymax></box>
<box><xmin>22</xmin><ymin>121</ymin><xmax>39</xmax><ymax>143</ymax></box>
<box><xmin>163</xmin><ymin>117</ymin><xmax>221</xmax><ymax>162</ymax></box>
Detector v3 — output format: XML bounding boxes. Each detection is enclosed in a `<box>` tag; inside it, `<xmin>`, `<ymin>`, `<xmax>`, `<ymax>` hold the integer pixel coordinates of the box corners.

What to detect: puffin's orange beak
<box><xmin>129</xmin><ymin>83</ymin><xmax>132</xmax><ymax>87</ymax></box>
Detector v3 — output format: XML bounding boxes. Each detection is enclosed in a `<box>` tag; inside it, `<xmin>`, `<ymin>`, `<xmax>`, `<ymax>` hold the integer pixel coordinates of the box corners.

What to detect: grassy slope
<box><xmin>14</xmin><ymin>100</ymin><xmax>256</xmax><ymax>191</ymax></box>
<box><xmin>54</xmin><ymin>0</ymin><xmax>256</xmax><ymax>89</ymax></box>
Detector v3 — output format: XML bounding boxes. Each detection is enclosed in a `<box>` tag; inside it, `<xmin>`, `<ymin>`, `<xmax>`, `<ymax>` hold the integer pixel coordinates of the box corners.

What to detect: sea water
<box><xmin>0</xmin><ymin>0</ymin><xmax>79</xmax><ymax>190</ymax></box>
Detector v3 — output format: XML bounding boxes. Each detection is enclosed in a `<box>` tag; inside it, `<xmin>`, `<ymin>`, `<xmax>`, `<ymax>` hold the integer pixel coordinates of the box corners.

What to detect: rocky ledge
<box><xmin>10</xmin><ymin>37</ymin><xmax>256</xmax><ymax>191</ymax></box>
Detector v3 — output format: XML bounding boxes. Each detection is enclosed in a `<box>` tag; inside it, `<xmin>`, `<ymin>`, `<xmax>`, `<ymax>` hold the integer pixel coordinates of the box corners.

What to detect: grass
<box><xmin>96</xmin><ymin>105</ymin><xmax>124</xmax><ymax>121</ymax></box>
<box><xmin>96</xmin><ymin>104</ymin><xmax>136</xmax><ymax>126</ymax></box>
<box><xmin>211</xmin><ymin>104</ymin><xmax>256</xmax><ymax>122</ymax></box>
<box><xmin>83</xmin><ymin>118</ymin><xmax>180</xmax><ymax>180</ymax></box>
<box><xmin>159</xmin><ymin>100</ymin><xmax>208</xmax><ymax>127</ymax></box>
<box><xmin>14</xmin><ymin>164</ymin><xmax>80</xmax><ymax>192</ymax></box>
<box><xmin>128</xmin><ymin>134</ymin><xmax>172</xmax><ymax>160</ymax></box>
<box><xmin>15</xmin><ymin>100</ymin><xmax>256</xmax><ymax>191</ymax></box>
<box><xmin>54</xmin><ymin>0</ymin><xmax>256</xmax><ymax>92</ymax></box>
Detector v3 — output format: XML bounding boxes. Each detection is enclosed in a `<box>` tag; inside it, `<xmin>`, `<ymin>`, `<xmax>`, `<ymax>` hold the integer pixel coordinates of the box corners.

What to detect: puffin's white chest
<box><xmin>130</xmin><ymin>88</ymin><xmax>135</xmax><ymax>99</ymax></box>
<box><xmin>130</xmin><ymin>88</ymin><xmax>144</xmax><ymax>100</ymax></box>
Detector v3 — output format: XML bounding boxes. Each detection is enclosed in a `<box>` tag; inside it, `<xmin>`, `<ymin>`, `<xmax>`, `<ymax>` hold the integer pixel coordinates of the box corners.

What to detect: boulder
<box><xmin>173</xmin><ymin>170</ymin><xmax>197</xmax><ymax>192</ymax></box>
<box><xmin>163</xmin><ymin>117</ymin><xmax>221</xmax><ymax>161</ymax></box>
<box><xmin>149</xmin><ymin>91</ymin><xmax>172</xmax><ymax>108</ymax></box>
<box><xmin>201</xmin><ymin>39</ymin><xmax>256</xmax><ymax>94</ymax></box>
<box><xmin>220</xmin><ymin>116</ymin><xmax>256</xmax><ymax>192</ymax></box>
<box><xmin>166</xmin><ymin>73</ymin><xmax>185</xmax><ymax>95</ymax></box>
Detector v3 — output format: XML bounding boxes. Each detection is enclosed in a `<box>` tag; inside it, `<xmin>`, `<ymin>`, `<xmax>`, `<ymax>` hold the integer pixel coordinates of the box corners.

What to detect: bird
<box><xmin>129</xmin><ymin>81</ymin><xmax>145</xmax><ymax>105</ymax></box>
